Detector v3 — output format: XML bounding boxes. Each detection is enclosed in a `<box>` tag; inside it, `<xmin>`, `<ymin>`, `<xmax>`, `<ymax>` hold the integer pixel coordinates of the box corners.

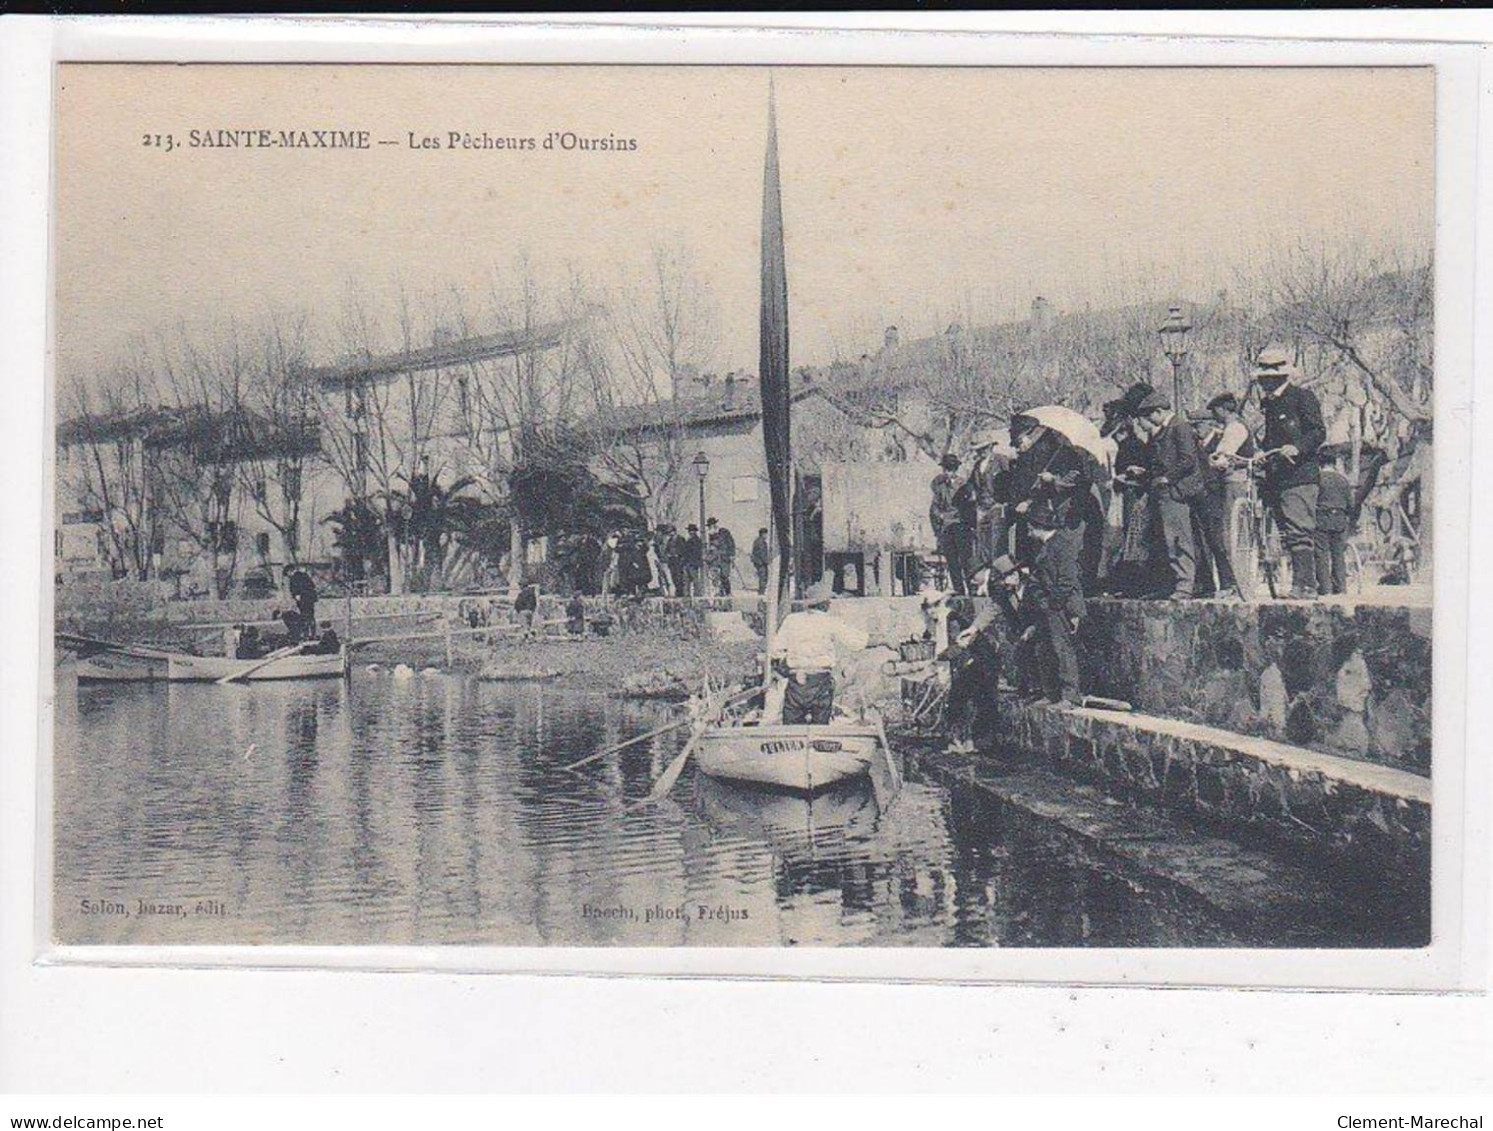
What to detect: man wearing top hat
<box><xmin>1252</xmin><ymin>345</ymin><xmax>1326</xmax><ymax>599</ymax></box>
<box><xmin>1134</xmin><ymin>388</ymin><xmax>1207</xmax><ymax>599</ymax></box>
<box><xmin>929</xmin><ymin>452</ymin><xmax>971</xmax><ymax>595</ymax></box>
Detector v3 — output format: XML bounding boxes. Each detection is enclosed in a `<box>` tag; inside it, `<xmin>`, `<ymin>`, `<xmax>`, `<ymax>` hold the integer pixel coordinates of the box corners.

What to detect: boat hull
<box><xmin>75</xmin><ymin>652</ymin><xmax>170</xmax><ymax>683</ymax></box>
<box><xmin>165</xmin><ymin>648</ymin><xmax>348</xmax><ymax>683</ymax></box>
<box><xmin>695</xmin><ymin>723</ymin><xmax>883</xmax><ymax>794</ymax></box>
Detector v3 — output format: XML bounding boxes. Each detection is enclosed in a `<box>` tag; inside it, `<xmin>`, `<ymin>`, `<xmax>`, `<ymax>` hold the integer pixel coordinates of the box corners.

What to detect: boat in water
<box><xmin>74</xmin><ymin>649</ymin><xmax>171</xmax><ymax>683</ymax></box>
<box><xmin>64</xmin><ymin>631</ymin><xmax>348</xmax><ymax>684</ymax></box>
<box><xmin>690</xmin><ymin>87</ymin><xmax>899</xmax><ymax>803</ymax></box>
<box><xmin>165</xmin><ymin>647</ymin><xmax>349</xmax><ymax>683</ymax></box>
<box><xmin>696</xmin><ymin>720</ymin><xmax>890</xmax><ymax>794</ymax></box>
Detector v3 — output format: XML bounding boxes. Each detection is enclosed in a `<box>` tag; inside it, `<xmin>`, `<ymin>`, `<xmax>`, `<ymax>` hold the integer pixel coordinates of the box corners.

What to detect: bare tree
<box><xmin>581</xmin><ymin>245</ymin><xmax>720</xmax><ymax>526</ymax></box>
<box><xmin>233</xmin><ymin>311</ymin><xmax>318</xmax><ymax>567</ymax></box>
<box><xmin>57</xmin><ymin>358</ymin><xmax>160</xmax><ymax>581</ymax></box>
<box><xmin>149</xmin><ymin>322</ymin><xmax>253</xmax><ymax>598</ymax></box>
<box><xmin>1242</xmin><ymin>239</ymin><xmax>1433</xmax><ymax>428</ymax></box>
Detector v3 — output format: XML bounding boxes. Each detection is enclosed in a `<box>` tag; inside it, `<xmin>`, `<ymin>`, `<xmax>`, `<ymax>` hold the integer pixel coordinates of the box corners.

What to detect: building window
<box><xmin>54</xmin><ymin>530</ymin><xmax>62</xmax><ymax>557</ymax></box>
<box><xmin>216</xmin><ymin>520</ymin><xmax>238</xmax><ymax>554</ymax></box>
<box><xmin>284</xmin><ymin>519</ymin><xmax>299</xmax><ymax>551</ymax></box>
<box><xmin>256</xmin><ymin>532</ymin><xmax>271</xmax><ymax>558</ymax></box>
<box><xmin>252</xmin><ymin>478</ymin><xmax>267</xmax><ymax>504</ymax></box>
<box><xmin>283</xmin><ymin>466</ymin><xmax>302</xmax><ymax>501</ymax></box>
<box><xmin>731</xmin><ymin>475</ymin><xmax>759</xmax><ymax>503</ymax></box>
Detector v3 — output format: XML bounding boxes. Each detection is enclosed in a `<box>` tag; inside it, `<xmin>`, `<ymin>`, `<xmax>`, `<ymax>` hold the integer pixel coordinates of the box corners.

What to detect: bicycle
<box><xmin>1217</xmin><ymin>449</ymin><xmax>1291</xmax><ymax>601</ymax></box>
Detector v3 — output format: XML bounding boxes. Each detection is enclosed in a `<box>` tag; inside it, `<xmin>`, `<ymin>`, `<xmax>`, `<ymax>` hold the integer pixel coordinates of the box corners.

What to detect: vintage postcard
<box><xmin>47</xmin><ymin>60</ymin><xmax>1448</xmax><ymax>960</ymax></box>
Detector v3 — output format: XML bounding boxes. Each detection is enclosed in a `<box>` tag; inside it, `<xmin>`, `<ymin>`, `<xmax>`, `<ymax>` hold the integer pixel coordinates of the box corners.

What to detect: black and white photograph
<box><xmin>48</xmin><ymin>62</ymin><xmax>1439</xmax><ymax>953</ymax></box>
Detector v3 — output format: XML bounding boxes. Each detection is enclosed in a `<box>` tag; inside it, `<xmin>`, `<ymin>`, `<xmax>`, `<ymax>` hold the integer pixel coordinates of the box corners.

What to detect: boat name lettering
<box><xmin>759</xmin><ymin>739</ymin><xmax>808</xmax><ymax>754</ymax></box>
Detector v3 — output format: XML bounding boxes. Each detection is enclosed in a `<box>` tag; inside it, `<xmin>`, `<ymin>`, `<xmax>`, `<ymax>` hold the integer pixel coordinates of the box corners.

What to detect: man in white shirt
<box><xmin>769</xmin><ymin>593</ymin><xmax>877</xmax><ymax>724</ymax></box>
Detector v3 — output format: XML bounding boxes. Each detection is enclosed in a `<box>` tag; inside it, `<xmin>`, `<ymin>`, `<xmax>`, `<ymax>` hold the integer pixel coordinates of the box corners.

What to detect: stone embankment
<box><xmin>54</xmin><ymin>580</ymin><xmax>759</xmax><ymax>699</ymax></box>
<box><xmin>892</xmin><ymin>591</ymin><xmax>1433</xmax><ymax>913</ymax></box>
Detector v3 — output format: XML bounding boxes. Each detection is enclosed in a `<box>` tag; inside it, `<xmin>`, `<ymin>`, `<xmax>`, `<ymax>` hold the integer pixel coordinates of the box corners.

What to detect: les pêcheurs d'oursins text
<box><xmin>146</xmin><ymin>129</ymin><xmax>640</xmax><ymax>153</ymax></box>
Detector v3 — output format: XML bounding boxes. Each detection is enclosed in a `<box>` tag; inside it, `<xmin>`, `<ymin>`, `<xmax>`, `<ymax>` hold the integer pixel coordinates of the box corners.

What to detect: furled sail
<box><xmin>759</xmin><ymin>81</ymin><xmax>792</xmax><ymax>630</ymax></box>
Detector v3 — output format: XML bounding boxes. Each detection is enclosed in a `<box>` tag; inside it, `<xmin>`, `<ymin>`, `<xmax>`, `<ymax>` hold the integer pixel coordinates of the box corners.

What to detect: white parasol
<box><xmin>1014</xmin><ymin>404</ymin><xmax>1114</xmax><ymax>474</ymax></box>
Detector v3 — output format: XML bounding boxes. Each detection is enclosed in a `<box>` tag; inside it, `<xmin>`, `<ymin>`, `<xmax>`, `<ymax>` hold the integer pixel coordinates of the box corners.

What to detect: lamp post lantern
<box><xmin>692</xmin><ymin>450</ymin><xmax>711</xmax><ymax>598</ymax></box>
<box><xmin>1158</xmin><ymin>304</ymin><xmax>1193</xmax><ymax>412</ymax></box>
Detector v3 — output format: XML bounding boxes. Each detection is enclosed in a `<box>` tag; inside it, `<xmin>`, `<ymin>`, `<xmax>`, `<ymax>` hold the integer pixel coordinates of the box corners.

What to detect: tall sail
<box><xmin>759</xmin><ymin>81</ymin><xmax>792</xmax><ymax>629</ymax></box>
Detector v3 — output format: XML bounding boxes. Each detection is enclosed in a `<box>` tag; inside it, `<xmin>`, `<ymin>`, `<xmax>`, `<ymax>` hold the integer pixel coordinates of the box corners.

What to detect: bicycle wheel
<box><xmin>1345</xmin><ymin>539</ymin><xmax>1367</xmax><ymax>596</ymax></box>
<box><xmin>1260</xmin><ymin>510</ymin><xmax>1291</xmax><ymax>598</ymax></box>
<box><xmin>1230</xmin><ymin>497</ymin><xmax>1260</xmax><ymax>600</ymax></box>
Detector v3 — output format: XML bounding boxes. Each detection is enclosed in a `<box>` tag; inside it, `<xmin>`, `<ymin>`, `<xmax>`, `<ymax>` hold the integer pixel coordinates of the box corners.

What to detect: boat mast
<box><xmin>759</xmin><ymin>77</ymin><xmax>792</xmax><ymax>673</ymax></box>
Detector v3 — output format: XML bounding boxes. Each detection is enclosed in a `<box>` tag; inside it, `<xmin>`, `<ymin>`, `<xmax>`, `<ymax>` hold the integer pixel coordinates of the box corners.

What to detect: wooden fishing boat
<box><xmin>695</xmin><ymin>720</ymin><xmax>888</xmax><ymax>794</ymax></box>
<box><xmin>165</xmin><ymin>647</ymin><xmax>349</xmax><ymax>683</ymax></box>
<box><xmin>684</xmin><ymin>87</ymin><xmax>901</xmax><ymax>804</ymax></box>
<box><xmin>75</xmin><ymin>649</ymin><xmax>170</xmax><ymax>683</ymax></box>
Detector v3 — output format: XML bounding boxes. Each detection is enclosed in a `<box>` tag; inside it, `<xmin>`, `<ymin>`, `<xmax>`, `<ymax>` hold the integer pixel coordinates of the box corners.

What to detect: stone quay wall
<box><xmin>1076</xmin><ymin>599</ymin><xmax>1432</xmax><ymax>774</ymax></box>
<box><xmin>998</xmin><ymin>701</ymin><xmax>1431</xmax><ymax>900</ymax></box>
<box><xmin>55</xmin><ymin>579</ymin><xmax>735</xmax><ymax>642</ymax></box>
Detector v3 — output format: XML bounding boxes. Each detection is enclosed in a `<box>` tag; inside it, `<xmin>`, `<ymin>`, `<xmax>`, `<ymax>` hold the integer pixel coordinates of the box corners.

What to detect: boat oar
<box><xmin>626</xmin><ymin>725</ymin><xmax>707</xmax><ymax>811</ymax></box>
<box><xmin>559</xmin><ymin>715</ymin><xmax>693</xmax><ymax>773</ymax></box>
<box><xmin>214</xmin><ymin>642</ymin><xmax>305</xmax><ymax>686</ymax></box>
<box><xmin>562</xmin><ymin>683</ymin><xmax>760</xmax><ymax>775</ymax></box>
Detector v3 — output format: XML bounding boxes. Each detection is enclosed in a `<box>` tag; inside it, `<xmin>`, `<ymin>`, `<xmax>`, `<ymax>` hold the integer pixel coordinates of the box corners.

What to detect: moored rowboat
<box><xmin>695</xmin><ymin>722</ymin><xmax>887</xmax><ymax>794</ymax></box>
<box><xmin>166</xmin><ymin>647</ymin><xmax>349</xmax><ymax>683</ymax></box>
<box><xmin>75</xmin><ymin>650</ymin><xmax>170</xmax><ymax>683</ymax></box>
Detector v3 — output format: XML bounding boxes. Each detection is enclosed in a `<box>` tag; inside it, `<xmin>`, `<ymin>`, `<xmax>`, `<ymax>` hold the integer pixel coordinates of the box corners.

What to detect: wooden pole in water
<box><xmin>444</xmin><ymin>611</ymin><xmax>454</xmax><ymax>668</ymax></box>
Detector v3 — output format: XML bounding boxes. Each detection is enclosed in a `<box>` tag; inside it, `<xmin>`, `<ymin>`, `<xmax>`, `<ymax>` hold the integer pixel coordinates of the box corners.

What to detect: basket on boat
<box><xmin>898</xmin><ymin>638</ymin><xmax>936</xmax><ymax>663</ymax></box>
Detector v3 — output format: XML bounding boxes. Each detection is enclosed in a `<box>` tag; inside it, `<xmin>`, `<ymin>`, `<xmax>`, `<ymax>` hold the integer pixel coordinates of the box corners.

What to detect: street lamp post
<box><xmin>692</xmin><ymin>450</ymin><xmax>710</xmax><ymax>599</ymax></box>
<box><xmin>1158</xmin><ymin>304</ymin><xmax>1193</xmax><ymax>413</ymax></box>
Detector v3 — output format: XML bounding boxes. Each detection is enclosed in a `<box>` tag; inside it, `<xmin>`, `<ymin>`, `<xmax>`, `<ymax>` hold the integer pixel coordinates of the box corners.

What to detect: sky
<box><xmin>54</xmin><ymin>64</ymin><xmax>1434</xmax><ymax>388</ymax></box>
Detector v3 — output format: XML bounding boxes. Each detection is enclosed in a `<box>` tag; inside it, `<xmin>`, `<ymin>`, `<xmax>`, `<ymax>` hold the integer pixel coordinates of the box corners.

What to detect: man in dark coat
<box><xmin>929</xmin><ymin>453</ymin><xmax>971</xmax><ymax>595</ymax></box>
<box><xmin>677</xmin><ymin>524</ymin><xmax>703</xmax><ymax>597</ymax></box>
<box><xmin>750</xmin><ymin>527</ymin><xmax>771</xmax><ymax>594</ymax></box>
<box><xmin>1193</xmin><ymin>392</ymin><xmax>1247</xmax><ymax>600</ymax></box>
<box><xmin>1135</xmin><ymin>389</ymin><xmax>1207</xmax><ymax>599</ymax></box>
<box><xmin>284</xmin><ymin>564</ymin><xmax>318</xmax><ymax>641</ymax></box>
<box><xmin>1018</xmin><ymin>498</ymin><xmax>1086</xmax><ymax>706</ymax></box>
<box><xmin>1103</xmin><ymin>383</ymin><xmax>1170</xmax><ymax>598</ymax></box>
<box><xmin>1315</xmin><ymin>450</ymin><xmax>1353</xmax><ymax>596</ymax></box>
<box><xmin>1252</xmin><ymin>346</ymin><xmax>1326</xmax><ymax>599</ymax></box>
<box><xmin>965</xmin><ymin>428</ymin><xmax>1012</xmax><ymax>580</ymax></box>
<box><xmin>706</xmin><ymin>518</ymin><xmax>736</xmax><ymax>596</ymax></box>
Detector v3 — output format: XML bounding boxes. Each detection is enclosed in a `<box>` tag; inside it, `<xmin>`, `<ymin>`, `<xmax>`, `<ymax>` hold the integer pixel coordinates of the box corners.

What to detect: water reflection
<box><xmin>54</xmin><ymin>671</ymin><xmax>1246</xmax><ymax>948</ymax></box>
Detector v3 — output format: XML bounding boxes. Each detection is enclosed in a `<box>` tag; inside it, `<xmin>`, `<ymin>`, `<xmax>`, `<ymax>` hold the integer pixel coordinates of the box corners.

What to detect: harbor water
<box><xmin>53</xmin><ymin>670</ymin><xmax>1252</xmax><ymax>948</ymax></box>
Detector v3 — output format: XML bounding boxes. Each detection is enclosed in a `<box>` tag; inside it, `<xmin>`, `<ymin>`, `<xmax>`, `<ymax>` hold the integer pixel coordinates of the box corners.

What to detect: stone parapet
<box><xmin>1077</xmin><ymin>599</ymin><xmax>1432</xmax><ymax>773</ymax></box>
<box><xmin>998</xmin><ymin>699</ymin><xmax>1430</xmax><ymax>897</ymax></box>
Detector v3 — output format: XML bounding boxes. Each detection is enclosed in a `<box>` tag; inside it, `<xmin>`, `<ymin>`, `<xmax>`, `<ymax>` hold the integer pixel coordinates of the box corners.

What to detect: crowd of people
<box><xmin>930</xmin><ymin>345</ymin><xmax>1359</xmax><ymax>710</ymax></box>
<box><xmin>597</xmin><ymin>517</ymin><xmax>742</xmax><ymax>599</ymax></box>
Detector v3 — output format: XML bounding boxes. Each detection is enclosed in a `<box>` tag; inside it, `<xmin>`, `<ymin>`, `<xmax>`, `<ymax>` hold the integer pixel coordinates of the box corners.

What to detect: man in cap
<box><xmin>964</xmin><ymin>426</ymin><xmax>1013</xmax><ymax>582</ymax></box>
<box><xmin>929</xmin><ymin>452</ymin><xmax>971</xmax><ymax>595</ymax></box>
<box><xmin>1017</xmin><ymin>498</ymin><xmax>1086</xmax><ymax>707</ymax></box>
<box><xmin>1252</xmin><ymin>346</ymin><xmax>1326</xmax><ymax>599</ymax></box>
<box><xmin>1193</xmin><ymin>392</ymin><xmax>1251</xmax><ymax>600</ymax></box>
<box><xmin>706</xmin><ymin>517</ymin><xmax>736</xmax><ymax>596</ymax></box>
<box><xmin>1314</xmin><ymin>448</ymin><xmax>1353</xmax><ymax>596</ymax></box>
<box><xmin>750</xmin><ymin>526</ymin><xmax>772</xmax><ymax>595</ymax></box>
<box><xmin>769</xmin><ymin>584</ymin><xmax>884</xmax><ymax>724</ymax></box>
<box><xmin>677</xmin><ymin>523</ymin><xmax>703</xmax><ymax>597</ymax></box>
<box><xmin>1135</xmin><ymin>389</ymin><xmax>1207</xmax><ymax>599</ymax></box>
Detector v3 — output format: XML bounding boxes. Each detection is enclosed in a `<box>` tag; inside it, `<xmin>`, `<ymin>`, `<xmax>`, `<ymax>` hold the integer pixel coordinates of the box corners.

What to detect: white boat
<box><xmin>75</xmin><ymin>650</ymin><xmax>170</xmax><ymax>683</ymax></box>
<box><xmin>165</xmin><ymin>647</ymin><xmax>349</xmax><ymax>683</ymax></box>
<box><xmin>695</xmin><ymin>720</ymin><xmax>888</xmax><ymax>794</ymax></box>
<box><xmin>683</xmin><ymin>92</ymin><xmax>900</xmax><ymax>804</ymax></box>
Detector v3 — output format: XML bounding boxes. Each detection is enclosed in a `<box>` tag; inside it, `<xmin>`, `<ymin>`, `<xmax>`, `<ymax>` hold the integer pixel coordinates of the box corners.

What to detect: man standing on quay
<box><xmin>1253</xmin><ymin>346</ymin><xmax>1326</xmax><ymax>599</ymax></box>
<box><xmin>1135</xmin><ymin>389</ymin><xmax>1207</xmax><ymax>600</ymax></box>
<box><xmin>929</xmin><ymin>453</ymin><xmax>971</xmax><ymax>595</ymax></box>
<box><xmin>751</xmin><ymin>526</ymin><xmax>771</xmax><ymax>595</ymax></box>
